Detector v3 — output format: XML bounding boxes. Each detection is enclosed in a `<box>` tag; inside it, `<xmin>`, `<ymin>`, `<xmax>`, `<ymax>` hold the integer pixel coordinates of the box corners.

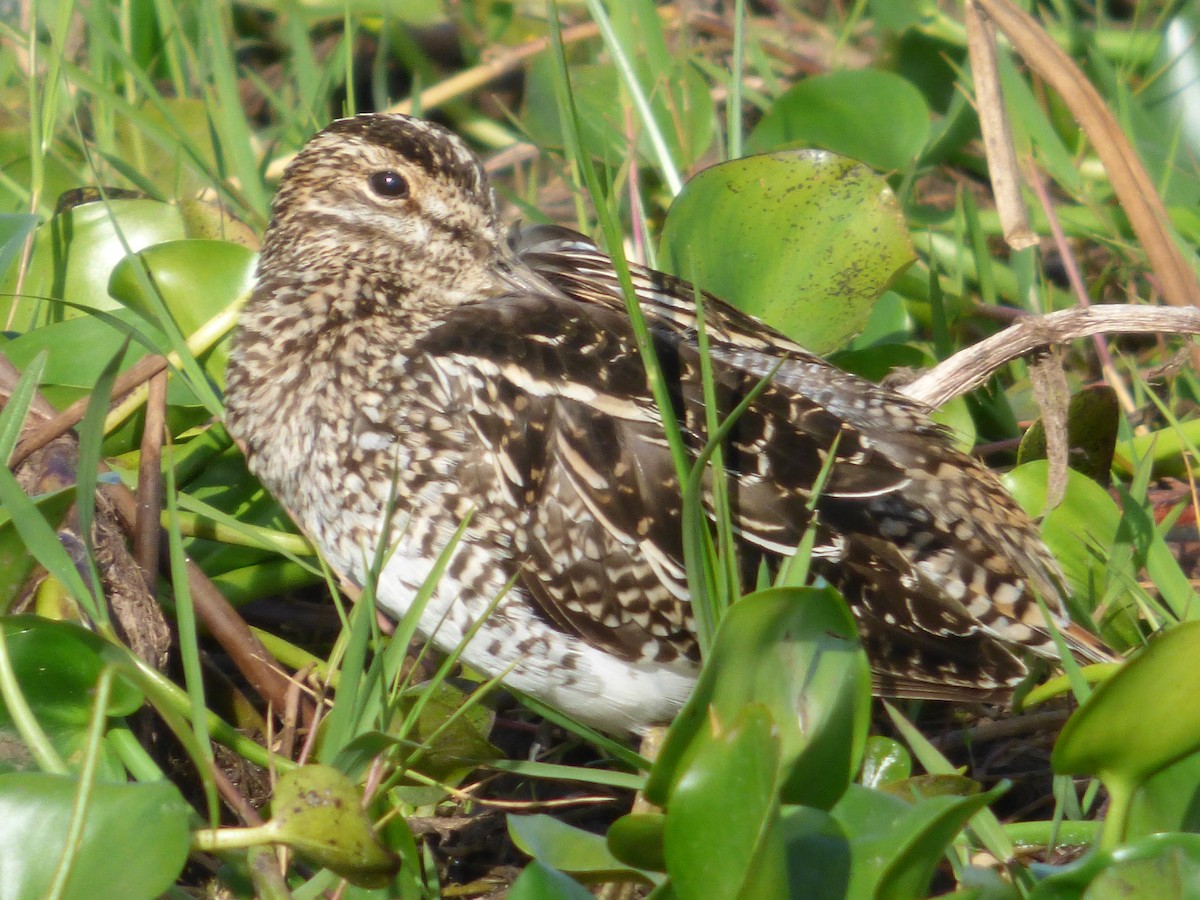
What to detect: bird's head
<box><xmin>258</xmin><ymin>114</ymin><xmax>506</xmax><ymax>297</ymax></box>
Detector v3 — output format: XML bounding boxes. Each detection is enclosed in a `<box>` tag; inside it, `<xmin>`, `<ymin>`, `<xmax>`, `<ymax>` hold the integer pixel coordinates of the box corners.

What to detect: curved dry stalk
<box><xmin>899</xmin><ymin>305</ymin><xmax>1200</xmax><ymax>408</ymax></box>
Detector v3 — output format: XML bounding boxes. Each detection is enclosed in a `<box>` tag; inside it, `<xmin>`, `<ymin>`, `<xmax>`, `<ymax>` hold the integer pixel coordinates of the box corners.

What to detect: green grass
<box><xmin>1</xmin><ymin>1</ymin><xmax>1200</xmax><ymax>896</ymax></box>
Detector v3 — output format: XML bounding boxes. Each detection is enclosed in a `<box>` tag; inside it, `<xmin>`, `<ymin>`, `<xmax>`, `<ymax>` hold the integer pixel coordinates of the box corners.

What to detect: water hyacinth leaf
<box><xmin>1053</xmin><ymin>621</ymin><xmax>1200</xmax><ymax>790</ymax></box>
<box><xmin>0</xmin><ymin>772</ymin><xmax>191</xmax><ymax>900</ymax></box>
<box><xmin>108</xmin><ymin>238</ymin><xmax>256</xmax><ymax>373</ymax></box>
<box><xmin>659</xmin><ymin>151</ymin><xmax>914</xmax><ymax>354</ymax></box>
<box><xmin>177</xmin><ymin>198</ymin><xmax>260</xmax><ymax>249</ymax></box>
<box><xmin>9</xmin><ymin>198</ymin><xmax>188</xmax><ymax>325</ymax></box>
<box><xmin>774</xmin><ymin>805</ymin><xmax>852</xmax><ymax>897</ymax></box>
<box><xmin>878</xmin><ymin>773</ymin><xmax>983</xmax><ymax>802</ymax></box>
<box><xmin>392</xmin><ymin>680</ymin><xmax>498</xmax><ymax>786</ymax></box>
<box><xmin>0</xmin><ymin>615</ymin><xmax>143</xmax><ymax>725</ymax></box>
<box><xmin>1115</xmin><ymin>417</ymin><xmax>1200</xmax><ymax>478</ymax></box>
<box><xmin>0</xmin><ymin>314</ymin><xmax>146</xmax><ymax>392</ymax></box>
<box><xmin>663</xmin><ymin>704</ymin><xmax>783</xmax><ymax>900</ymax></box>
<box><xmin>860</xmin><ymin>736</ymin><xmax>913</xmax><ymax>789</ymax></box>
<box><xmin>645</xmin><ymin>587</ymin><xmax>871</xmax><ymax>810</ymax></box>
<box><xmin>265</xmin><ymin>764</ymin><xmax>400</xmax><ymax>888</ymax></box>
<box><xmin>506</xmin><ymin>860</ymin><xmax>595</xmax><ymax>900</ymax></box>
<box><xmin>877</xmin><ymin>788</ymin><xmax>1007</xmax><ymax>898</ymax></box>
<box><xmin>509</xmin><ymin>813</ymin><xmax>651</xmax><ymax>885</ymax></box>
<box><xmin>607</xmin><ymin>813</ymin><xmax>666</xmax><ymax>873</ymax></box>
<box><xmin>748</xmin><ymin>70</ymin><xmax>931</xmax><ymax>172</ymax></box>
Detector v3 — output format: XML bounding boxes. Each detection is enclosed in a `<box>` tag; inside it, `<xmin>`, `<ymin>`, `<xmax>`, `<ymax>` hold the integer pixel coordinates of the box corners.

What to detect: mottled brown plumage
<box><xmin>224</xmin><ymin>113</ymin><xmax>1108</xmax><ymax>733</ymax></box>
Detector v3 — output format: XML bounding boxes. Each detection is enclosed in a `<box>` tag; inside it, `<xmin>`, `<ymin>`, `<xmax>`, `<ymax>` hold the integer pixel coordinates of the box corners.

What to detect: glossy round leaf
<box><xmin>749</xmin><ymin>70</ymin><xmax>931</xmax><ymax>172</ymax></box>
<box><xmin>860</xmin><ymin>736</ymin><xmax>912</xmax><ymax>789</ymax></box>
<box><xmin>659</xmin><ymin>151</ymin><xmax>914</xmax><ymax>354</ymax></box>
<box><xmin>1002</xmin><ymin>461</ymin><xmax>1121</xmax><ymax>610</ymax></box>
<box><xmin>107</xmin><ymin>239</ymin><xmax>256</xmax><ymax>374</ymax></box>
<box><xmin>0</xmin><ymin>772</ymin><xmax>190</xmax><ymax>900</ymax></box>
<box><xmin>645</xmin><ymin>586</ymin><xmax>871</xmax><ymax>810</ymax></box>
<box><xmin>1127</xmin><ymin>750</ymin><xmax>1200</xmax><ymax>839</ymax></box>
<box><xmin>265</xmin><ymin>764</ymin><xmax>399</xmax><ymax>888</ymax></box>
<box><xmin>1053</xmin><ymin>621</ymin><xmax>1200</xmax><ymax>788</ymax></box>
<box><xmin>0</xmin><ymin>615</ymin><xmax>143</xmax><ymax>725</ymax></box>
<box><xmin>1017</xmin><ymin>386</ymin><xmax>1119</xmax><ymax>486</ymax></box>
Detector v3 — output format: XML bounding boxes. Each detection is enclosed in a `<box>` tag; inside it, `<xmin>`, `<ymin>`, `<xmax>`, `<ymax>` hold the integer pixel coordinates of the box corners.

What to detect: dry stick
<box><xmin>134</xmin><ymin>370</ymin><xmax>167</xmax><ymax>592</ymax></box>
<box><xmin>973</xmin><ymin>0</ymin><xmax>1200</xmax><ymax>369</ymax></box>
<box><xmin>899</xmin><ymin>305</ymin><xmax>1200</xmax><ymax>409</ymax></box>
<box><xmin>964</xmin><ymin>1</ymin><xmax>1036</xmax><ymax>250</ymax></box>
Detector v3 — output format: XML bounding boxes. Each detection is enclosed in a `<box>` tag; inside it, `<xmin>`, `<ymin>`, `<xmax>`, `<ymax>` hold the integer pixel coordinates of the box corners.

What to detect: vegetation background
<box><xmin>2</xmin><ymin>0</ymin><xmax>1200</xmax><ymax>897</ymax></box>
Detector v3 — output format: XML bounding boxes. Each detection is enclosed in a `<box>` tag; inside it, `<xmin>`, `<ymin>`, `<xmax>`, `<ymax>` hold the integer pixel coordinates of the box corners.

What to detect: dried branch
<box><xmin>899</xmin><ymin>305</ymin><xmax>1200</xmax><ymax>409</ymax></box>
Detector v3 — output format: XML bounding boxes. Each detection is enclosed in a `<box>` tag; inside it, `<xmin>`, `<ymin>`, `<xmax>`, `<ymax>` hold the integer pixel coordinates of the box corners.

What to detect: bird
<box><xmin>223</xmin><ymin>113</ymin><xmax>1110</xmax><ymax>734</ymax></box>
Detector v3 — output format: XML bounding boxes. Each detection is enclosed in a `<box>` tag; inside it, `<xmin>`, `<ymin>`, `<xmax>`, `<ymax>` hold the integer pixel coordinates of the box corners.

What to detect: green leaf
<box><xmin>860</xmin><ymin>736</ymin><xmax>913</xmax><ymax>789</ymax></box>
<box><xmin>664</xmin><ymin>704</ymin><xmax>783</xmax><ymax>900</ymax></box>
<box><xmin>607</xmin><ymin>813</ymin><xmax>666</xmax><ymax>873</ymax></box>
<box><xmin>1002</xmin><ymin>461</ymin><xmax>1121</xmax><ymax>613</ymax></box>
<box><xmin>107</xmin><ymin>238</ymin><xmax>256</xmax><ymax>375</ymax></box>
<box><xmin>831</xmin><ymin>782</ymin><xmax>1006</xmax><ymax>900</ymax></box>
<box><xmin>265</xmin><ymin>764</ymin><xmax>400</xmax><ymax>889</ymax></box>
<box><xmin>0</xmin><ymin>617</ymin><xmax>143</xmax><ymax>745</ymax></box>
<box><xmin>509</xmin><ymin>813</ymin><xmax>650</xmax><ymax>884</ymax></box>
<box><xmin>506</xmin><ymin>861</ymin><xmax>595</xmax><ymax>900</ymax></box>
<box><xmin>390</xmin><ymin>680</ymin><xmax>499</xmax><ymax>787</ymax></box>
<box><xmin>8</xmin><ymin>198</ymin><xmax>188</xmax><ymax>326</ymax></box>
<box><xmin>0</xmin><ymin>213</ymin><xmax>37</xmax><ymax>283</ymax></box>
<box><xmin>0</xmin><ymin>772</ymin><xmax>191</xmax><ymax>900</ymax></box>
<box><xmin>1127</xmin><ymin>750</ymin><xmax>1200</xmax><ymax>839</ymax></box>
<box><xmin>659</xmin><ymin>151</ymin><xmax>914</xmax><ymax>354</ymax></box>
<box><xmin>774</xmin><ymin>805</ymin><xmax>852</xmax><ymax>897</ymax></box>
<box><xmin>1053</xmin><ymin>622</ymin><xmax>1200</xmax><ymax>788</ymax></box>
<box><xmin>0</xmin><ymin>314</ymin><xmax>144</xmax><ymax>391</ymax></box>
<box><xmin>749</xmin><ymin>70</ymin><xmax>931</xmax><ymax>172</ymax></box>
<box><xmin>646</xmin><ymin>587</ymin><xmax>871</xmax><ymax>810</ymax></box>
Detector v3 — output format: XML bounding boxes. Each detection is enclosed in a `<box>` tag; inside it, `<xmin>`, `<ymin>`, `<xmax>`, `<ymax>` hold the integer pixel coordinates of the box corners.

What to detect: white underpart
<box><xmin>341</xmin><ymin>528</ymin><xmax>696</xmax><ymax>735</ymax></box>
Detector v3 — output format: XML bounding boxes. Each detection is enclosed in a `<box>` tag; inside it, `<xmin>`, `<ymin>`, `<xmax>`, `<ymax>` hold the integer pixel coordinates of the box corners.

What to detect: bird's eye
<box><xmin>368</xmin><ymin>170</ymin><xmax>409</xmax><ymax>199</ymax></box>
